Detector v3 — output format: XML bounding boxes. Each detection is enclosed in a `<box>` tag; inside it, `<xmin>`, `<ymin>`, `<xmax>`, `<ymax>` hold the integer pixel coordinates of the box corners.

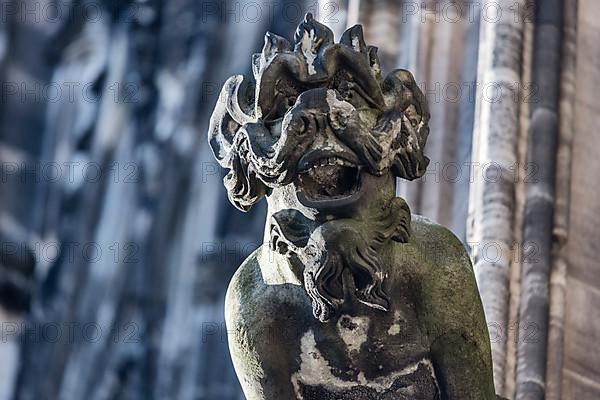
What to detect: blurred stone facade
<box><xmin>0</xmin><ymin>0</ymin><xmax>596</xmax><ymax>399</ymax></box>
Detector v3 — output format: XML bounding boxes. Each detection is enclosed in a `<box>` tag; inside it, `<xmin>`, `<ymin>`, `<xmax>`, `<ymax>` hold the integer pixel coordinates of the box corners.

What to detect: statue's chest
<box><xmin>285</xmin><ymin>311</ymin><xmax>440</xmax><ymax>400</ymax></box>
<box><xmin>254</xmin><ymin>286</ymin><xmax>439</xmax><ymax>399</ymax></box>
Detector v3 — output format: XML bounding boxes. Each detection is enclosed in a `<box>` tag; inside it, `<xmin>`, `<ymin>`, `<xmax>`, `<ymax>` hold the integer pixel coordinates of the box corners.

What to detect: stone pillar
<box><xmin>545</xmin><ymin>0</ymin><xmax>577</xmax><ymax>398</ymax></box>
<box><xmin>515</xmin><ymin>0</ymin><xmax>563</xmax><ymax>398</ymax></box>
<box><xmin>468</xmin><ymin>0</ymin><xmax>527</xmax><ymax>394</ymax></box>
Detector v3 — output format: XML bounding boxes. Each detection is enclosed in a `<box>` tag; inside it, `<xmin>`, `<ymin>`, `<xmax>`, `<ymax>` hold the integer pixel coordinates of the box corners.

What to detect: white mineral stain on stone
<box><xmin>357</xmin><ymin>372</ymin><xmax>367</xmax><ymax>385</ymax></box>
<box><xmin>387</xmin><ymin>311</ymin><xmax>403</xmax><ymax>336</ymax></box>
<box><xmin>388</xmin><ymin>323</ymin><xmax>401</xmax><ymax>336</ymax></box>
<box><xmin>336</xmin><ymin>315</ymin><xmax>370</xmax><ymax>354</ymax></box>
<box><xmin>292</xmin><ymin>329</ymin><xmax>349</xmax><ymax>397</ymax></box>
<box><xmin>292</xmin><ymin>329</ymin><xmax>439</xmax><ymax>398</ymax></box>
<box><xmin>295</xmin><ymin>331</ymin><xmax>331</xmax><ymax>383</ymax></box>
<box><xmin>299</xmin><ymin>29</ymin><xmax>318</xmax><ymax>75</ymax></box>
<box><xmin>352</xmin><ymin>36</ymin><xmax>360</xmax><ymax>51</ymax></box>
<box><xmin>325</xmin><ymin>90</ymin><xmax>354</xmax><ymax>125</ymax></box>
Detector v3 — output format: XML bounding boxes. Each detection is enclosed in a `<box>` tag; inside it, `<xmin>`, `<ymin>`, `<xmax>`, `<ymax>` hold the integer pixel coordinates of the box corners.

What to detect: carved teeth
<box><xmin>299</xmin><ymin>157</ymin><xmax>356</xmax><ymax>173</ymax></box>
<box><xmin>312</xmin><ymin>157</ymin><xmax>354</xmax><ymax>168</ymax></box>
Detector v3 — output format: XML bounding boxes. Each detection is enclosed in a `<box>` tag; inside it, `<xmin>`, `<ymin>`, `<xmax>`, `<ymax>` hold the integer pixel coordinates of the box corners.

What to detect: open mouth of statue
<box><xmin>297</xmin><ymin>155</ymin><xmax>363</xmax><ymax>208</ymax></box>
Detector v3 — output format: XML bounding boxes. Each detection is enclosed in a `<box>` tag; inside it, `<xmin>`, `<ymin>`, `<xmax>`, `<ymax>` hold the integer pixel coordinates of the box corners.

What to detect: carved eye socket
<box><xmin>287</xmin><ymin>96</ymin><xmax>297</xmax><ymax>107</ymax></box>
<box><xmin>288</xmin><ymin>114</ymin><xmax>311</xmax><ymax>136</ymax></box>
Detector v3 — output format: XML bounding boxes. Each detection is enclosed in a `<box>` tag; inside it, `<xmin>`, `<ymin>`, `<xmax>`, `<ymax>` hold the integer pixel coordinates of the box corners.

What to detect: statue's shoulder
<box><xmin>406</xmin><ymin>214</ymin><xmax>478</xmax><ymax>301</ymax></box>
<box><xmin>404</xmin><ymin>214</ymin><xmax>489</xmax><ymax>345</ymax></box>
<box><xmin>408</xmin><ymin>214</ymin><xmax>474</xmax><ymax>276</ymax></box>
<box><xmin>404</xmin><ymin>216</ymin><xmax>496</xmax><ymax>397</ymax></box>
<box><xmin>225</xmin><ymin>248</ymin><xmax>309</xmax><ymax>327</ymax></box>
<box><xmin>225</xmin><ymin>249</ymin><xmax>263</xmax><ymax>323</ymax></box>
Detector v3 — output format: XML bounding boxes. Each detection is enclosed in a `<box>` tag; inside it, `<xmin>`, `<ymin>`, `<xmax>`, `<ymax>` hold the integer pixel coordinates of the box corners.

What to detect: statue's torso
<box><xmin>225</xmin><ymin>216</ymin><xmax>496</xmax><ymax>400</ymax></box>
<box><xmin>225</xmin><ymin>238</ymin><xmax>441</xmax><ymax>399</ymax></box>
<box><xmin>290</xmin><ymin>307</ymin><xmax>441</xmax><ymax>400</ymax></box>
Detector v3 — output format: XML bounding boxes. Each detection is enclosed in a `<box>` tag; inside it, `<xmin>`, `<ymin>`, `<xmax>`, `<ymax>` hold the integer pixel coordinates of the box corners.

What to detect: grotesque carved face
<box><xmin>209</xmin><ymin>13</ymin><xmax>429</xmax><ymax>213</ymax></box>
<box><xmin>209</xmin><ymin>14</ymin><xmax>430</xmax><ymax>321</ymax></box>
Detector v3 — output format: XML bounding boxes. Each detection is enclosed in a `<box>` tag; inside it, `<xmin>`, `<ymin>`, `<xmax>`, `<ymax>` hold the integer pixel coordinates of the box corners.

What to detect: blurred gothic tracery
<box><xmin>0</xmin><ymin>0</ymin><xmax>598</xmax><ymax>399</ymax></box>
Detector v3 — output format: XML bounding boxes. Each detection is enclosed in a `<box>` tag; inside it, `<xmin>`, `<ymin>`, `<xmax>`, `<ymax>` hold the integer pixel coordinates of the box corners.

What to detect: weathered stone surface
<box><xmin>467</xmin><ymin>2</ymin><xmax>527</xmax><ymax>394</ymax></box>
<box><xmin>209</xmin><ymin>14</ymin><xmax>497</xmax><ymax>400</ymax></box>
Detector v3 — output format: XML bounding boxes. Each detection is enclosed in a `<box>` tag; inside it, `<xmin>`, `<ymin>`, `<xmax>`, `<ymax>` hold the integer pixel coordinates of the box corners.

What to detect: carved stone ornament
<box><xmin>209</xmin><ymin>14</ymin><xmax>500</xmax><ymax>400</ymax></box>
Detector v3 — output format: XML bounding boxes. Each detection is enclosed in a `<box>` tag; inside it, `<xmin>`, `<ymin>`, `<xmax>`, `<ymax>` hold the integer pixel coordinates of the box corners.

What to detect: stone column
<box><xmin>468</xmin><ymin>0</ymin><xmax>526</xmax><ymax>394</ymax></box>
<box><xmin>503</xmin><ymin>0</ymin><xmax>535</xmax><ymax>395</ymax></box>
<box><xmin>545</xmin><ymin>0</ymin><xmax>577</xmax><ymax>398</ymax></box>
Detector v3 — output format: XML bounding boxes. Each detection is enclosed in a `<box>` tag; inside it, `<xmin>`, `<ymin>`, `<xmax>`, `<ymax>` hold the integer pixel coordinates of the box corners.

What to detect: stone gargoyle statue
<box><xmin>208</xmin><ymin>14</ymin><xmax>498</xmax><ymax>400</ymax></box>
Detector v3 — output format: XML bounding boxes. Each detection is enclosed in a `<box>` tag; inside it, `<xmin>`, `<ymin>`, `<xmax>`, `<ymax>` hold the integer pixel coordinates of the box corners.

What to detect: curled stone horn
<box><xmin>208</xmin><ymin>13</ymin><xmax>430</xmax><ymax>211</ymax></box>
<box><xmin>208</xmin><ymin>75</ymin><xmax>267</xmax><ymax>211</ymax></box>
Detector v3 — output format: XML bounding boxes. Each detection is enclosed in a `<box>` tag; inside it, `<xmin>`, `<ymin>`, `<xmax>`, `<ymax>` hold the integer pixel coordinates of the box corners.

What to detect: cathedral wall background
<box><xmin>0</xmin><ymin>0</ymin><xmax>597</xmax><ymax>399</ymax></box>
